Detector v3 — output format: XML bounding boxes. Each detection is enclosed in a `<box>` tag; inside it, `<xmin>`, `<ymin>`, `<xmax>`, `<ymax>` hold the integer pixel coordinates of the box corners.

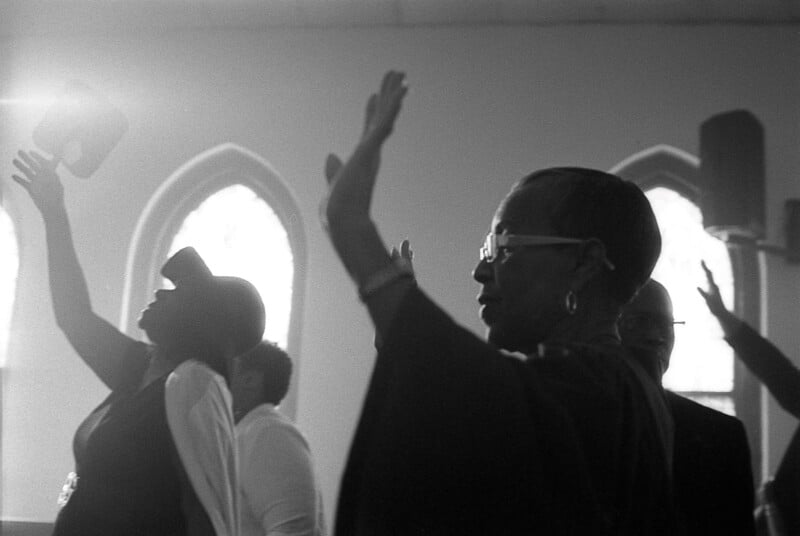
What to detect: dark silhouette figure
<box><xmin>621</xmin><ymin>279</ymin><xmax>755</xmax><ymax>536</ymax></box>
<box><xmin>12</xmin><ymin>150</ymin><xmax>265</xmax><ymax>536</ymax></box>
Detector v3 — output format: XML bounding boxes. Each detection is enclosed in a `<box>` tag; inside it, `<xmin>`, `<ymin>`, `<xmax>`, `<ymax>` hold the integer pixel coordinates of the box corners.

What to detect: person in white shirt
<box><xmin>230</xmin><ymin>342</ymin><xmax>325</xmax><ymax>536</ymax></box>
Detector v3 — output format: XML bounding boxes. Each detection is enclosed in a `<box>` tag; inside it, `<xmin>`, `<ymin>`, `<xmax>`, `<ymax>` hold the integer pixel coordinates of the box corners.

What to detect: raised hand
<box><xmin>12</xmin><ymin>150</ymin><xmax>64</xmax><ymax>216</ymax></box>
<box><xmin>322</xmin><ymin>71</ymin><xmax>408</xmax><ymax>228</ymax></box>
<box><xmin>697</xmin><ymin>260</ymin><xmax>728</xmax><ymax>318</ymax></box>
<box><xmin>391</xmin><ymin>239</ymin><xmax>414</xmax><ymax>260</ymax></box>
<box><xmin>390</xmin><ymin>239</ymin><xmax>415</xmax><ymax>270</ymax></box>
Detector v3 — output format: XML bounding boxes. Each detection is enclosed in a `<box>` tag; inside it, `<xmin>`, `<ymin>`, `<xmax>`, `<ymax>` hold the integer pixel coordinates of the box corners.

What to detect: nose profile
<box><xmin>473</xmin><ymin>258</ymin><xmax>492</xmax><ymax>283</ymax></box>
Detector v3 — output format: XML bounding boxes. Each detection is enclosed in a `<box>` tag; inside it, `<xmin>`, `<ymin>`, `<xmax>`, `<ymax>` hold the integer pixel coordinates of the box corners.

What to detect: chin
<box><xmin>137</xmin><ymin>309</ymin><xmax>152</xmax><ymax>331</ymax></box>
<box><xmin>486</xmin><ymin>326</ymin><xmax>513</xmax><ymax>352</ymax></box>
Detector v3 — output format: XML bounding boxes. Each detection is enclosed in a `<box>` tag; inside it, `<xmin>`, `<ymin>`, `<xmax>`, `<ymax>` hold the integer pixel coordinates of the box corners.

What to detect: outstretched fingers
<box><xmin>11</xmin><ymin>174</ymin><xmax>31</xmax><ymax>191</ymax></box>
<box><xmin>30</xmin><ymin>150</ymin><xmax>53</xmax><ymax>169</ymax></box>
<box><xmin>700</xmin><ymin>260</ymin><xmax>720</xmax><ymax>293</ymax></box>
<box><xmin>17</xmin><ymin>149</ymin><xmax>38</xmax><ymax>166</ymax></box>
<box><xmin>12</xmin><ymin>156</ymin><xmax>35</xmax><ymax>180</ymax></box>
<box><xmin>365</xmin><ymin>70</ymin><xmax>408</xmax><ymax>145</ymax></box>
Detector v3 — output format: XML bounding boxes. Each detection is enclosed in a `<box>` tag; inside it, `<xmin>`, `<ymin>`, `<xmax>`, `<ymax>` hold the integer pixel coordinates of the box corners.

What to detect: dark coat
<box><xmin>667</xmin><ymin>391</ymin><xmax>755</xmax><ymax>536</ymax></box>
<box><xmin>336</xmin><ymin>288</ymin><xmax>678</xmax><ymax>535</ymax></box>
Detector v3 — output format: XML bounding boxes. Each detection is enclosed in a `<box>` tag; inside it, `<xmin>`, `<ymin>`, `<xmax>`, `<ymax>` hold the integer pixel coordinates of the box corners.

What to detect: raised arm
<box><xmin>698</xmin><ymin>260</ymin><xmax>800</xmax><ymax>418</ymax></box>
<box><xmin>12</xmin><ymin>150</ymin><xmax>139</xmax><ymax>390</ymax></box>
<box><xmin>321</xmin><ymin>71</ymin><xmax>413</xmax><ymax>337</ymax></box>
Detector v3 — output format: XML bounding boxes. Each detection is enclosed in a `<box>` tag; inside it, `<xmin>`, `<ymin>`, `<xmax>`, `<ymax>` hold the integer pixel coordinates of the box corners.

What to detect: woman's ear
<box><xmin>571</xmin><ymin>239</ymin><xmax>610</xmax><ymax>291</ymax></box>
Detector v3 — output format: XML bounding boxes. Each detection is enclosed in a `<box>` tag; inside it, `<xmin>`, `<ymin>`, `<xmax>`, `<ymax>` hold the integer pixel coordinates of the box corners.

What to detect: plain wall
<box><xmin>1</xmin><ymin>23</ymin><xmax>798</xmax><ymax>524</ymax></box>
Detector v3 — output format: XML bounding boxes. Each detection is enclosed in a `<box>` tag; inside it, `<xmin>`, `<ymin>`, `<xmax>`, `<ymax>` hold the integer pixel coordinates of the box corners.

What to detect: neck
<box><xmin>139</xmin><ymin>346</ymin><xmax>191</xmax><ymax>389</ymax></box>
<box><xmin>234</xmin><ymin>396</ymin><xmax>265</xmax><ymax>424</ymax></box>
<box><xmin>535</xmin><ymin>305</ymin><xmax>621</xmax><ymax>353</ymax></box>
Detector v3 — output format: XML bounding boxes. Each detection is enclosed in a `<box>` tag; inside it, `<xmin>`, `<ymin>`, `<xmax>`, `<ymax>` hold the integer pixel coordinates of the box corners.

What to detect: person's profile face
<box><xmin>138</xmin><ymin>277</ymin><xmax>210</xmax><ymax>345</ymax></box>
<box><xmin>619</xmin><ymin>282</ymin><xmax>676</xmax><ymax>377</ymax></box>
<box><xmin>472</xmin><ymin>183</ymin><xmax>578</xmax><ymax>354</ymax></box>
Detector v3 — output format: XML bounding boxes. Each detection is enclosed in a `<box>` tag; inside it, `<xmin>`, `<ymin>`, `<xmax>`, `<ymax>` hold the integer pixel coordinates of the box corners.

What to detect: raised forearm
<box><xmin>727</xmin><ymin>322</ymin><xmax>800</xmax><ymax>419</ymax></box>
<box><xmin>41</xmin><ymin>203</ymin><xmax>94</xmax><ymax>332</ymax></box>
<box><xmin>327</xmin><ymin>217</ymin><xmax>413</xmax><ymax>338</ymax></box>
<box><xmin>327</xmin><ymin>216</ymin><xmax>390</xmax><ymax>285</ymax></box>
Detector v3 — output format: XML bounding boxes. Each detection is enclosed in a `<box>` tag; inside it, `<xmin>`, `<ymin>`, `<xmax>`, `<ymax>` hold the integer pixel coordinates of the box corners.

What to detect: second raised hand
<box><xmin>322</xmin><ymin>71</ymin><xmax>408</xmax><ymax>228</ymax></box>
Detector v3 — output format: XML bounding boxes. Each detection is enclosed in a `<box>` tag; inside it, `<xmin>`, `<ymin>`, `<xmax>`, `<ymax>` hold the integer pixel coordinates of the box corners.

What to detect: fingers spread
<box><xmin>11</xmin><ymin>174</ymin><xmax>31</xmax><ymax>190</ymax></box>
<box><xmin>17</xmin><ymin>150</ymin><xmax>39</xmax><ymax>171</ymax></box>
<box><xmin>30</xmin><ymin>150</ymin><xmax>51</xmax><ymax>169</ymax></box>
<box><xmin>12</xmin><ymin>158</ymin><xmax>34</xmax><ymax>179</ymax></box>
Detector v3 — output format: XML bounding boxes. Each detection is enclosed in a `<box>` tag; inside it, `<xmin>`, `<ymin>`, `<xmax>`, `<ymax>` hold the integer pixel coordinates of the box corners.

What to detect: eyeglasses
<box><xmin>480</xmin><ymin>232</ymin><xmax>616</xmax><ymax>270</ymax></box>
<box><xmin>618</xmin><ymin>314</ymin><xmax>685</xmax><ymax>333</ymax></box>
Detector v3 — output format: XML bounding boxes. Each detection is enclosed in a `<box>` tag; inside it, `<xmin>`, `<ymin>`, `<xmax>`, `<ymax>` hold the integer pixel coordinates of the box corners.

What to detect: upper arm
<box><xmin>172</xmin><ymin>440</ymin><xmax>218</xmax><ymax>536</ymax></box>
<box><xmin>166</xmin><ymin>363</ymin><xmax>239</xmax><ymax>536</ymax></box>
<box><xmin>61</xmin><ymin>311</ymin><xmax>144</xmax><ymax>391</ymax></box>
<box><xmin>241</xmin><ymin>425</ymin><xmax>319</xmax><ymax>536</ymax></box>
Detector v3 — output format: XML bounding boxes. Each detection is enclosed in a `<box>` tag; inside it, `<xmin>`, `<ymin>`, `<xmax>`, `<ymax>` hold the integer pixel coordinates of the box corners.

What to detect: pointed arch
<box><xmin>611</xmin><ymin>144</ymin><xmax>762</xmax><ymax>479</ymax></box>
<box><xmin>121</xmin><ymin>143</ymin><xmax>306</xmax><ymax>417</ymax></box>
<box><xmin>610</xmin><ymin>144</ymin><xmax>700</xmax><ymax>200</ymax></box>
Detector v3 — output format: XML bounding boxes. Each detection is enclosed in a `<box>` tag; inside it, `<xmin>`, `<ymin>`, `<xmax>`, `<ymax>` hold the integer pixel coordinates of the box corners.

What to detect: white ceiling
<box><xmin>1</xmin><ymin>0</ymin><xmax>799</xmax><ymax>37</ymax></box>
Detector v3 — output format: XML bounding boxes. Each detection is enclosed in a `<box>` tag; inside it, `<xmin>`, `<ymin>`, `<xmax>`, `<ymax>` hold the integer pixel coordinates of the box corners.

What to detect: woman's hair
<box><xmin>515</xmin><ymin>167</ymin><xmax>661</xmax><ymax>306</ymax></box>
<box><xmin>237</xmin><ymin>341</ymin><xmax>293</xmax><ymax>405</ymax></box>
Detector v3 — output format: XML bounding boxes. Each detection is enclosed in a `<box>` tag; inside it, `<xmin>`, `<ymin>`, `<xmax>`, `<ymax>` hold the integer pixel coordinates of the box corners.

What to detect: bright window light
<box><xmin>166</xmin><ymin>185</ymin><xmax>293</xmax><ymax>349</ymax></box>
<box><xmin>0</xmin><ymin>206</ymin><xmax>19</xmax><ymax>367</ymax></box>
<box><xmin>646</xmin><ymin>187</ymin><xmax>735</xmax><ymax>407</ymax></box>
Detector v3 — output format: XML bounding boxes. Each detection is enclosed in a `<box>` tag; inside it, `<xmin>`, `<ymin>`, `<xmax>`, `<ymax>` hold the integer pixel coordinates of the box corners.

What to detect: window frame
<box><xmin>121</xmin><ymin>143</ymin><xmax>307</xmax><ymax>418</ymax></box>
<box><xmin>611</xmin><ymin>144</ymin><xmax>762</xmax><ymax>480</ymax></box>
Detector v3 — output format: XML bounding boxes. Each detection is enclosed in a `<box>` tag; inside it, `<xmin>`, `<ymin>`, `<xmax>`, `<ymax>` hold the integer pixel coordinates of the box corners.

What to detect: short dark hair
<box><xmin>516</xmin><ymin>167</ymin><xmax>661</xmax><ymax>306</ymax></box>
<box><xmin>238</xmin><ymin>341</ymin><xmax>293</xmax><ymax>405</ymax></box>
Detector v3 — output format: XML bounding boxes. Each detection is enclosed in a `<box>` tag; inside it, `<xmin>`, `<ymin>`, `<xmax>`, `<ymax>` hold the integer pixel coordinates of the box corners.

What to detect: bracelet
<box><xmin>358</xmin><ymin>258</ymin><xmax>415</xmax><ymax>301</ymax></box>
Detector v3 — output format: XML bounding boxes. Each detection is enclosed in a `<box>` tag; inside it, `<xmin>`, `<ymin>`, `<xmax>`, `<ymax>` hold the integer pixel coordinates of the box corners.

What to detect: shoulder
<box><xmin>240</xmin><ymin>407</ymin><xmax>308</xmax><ymax>445</ymax></box>
<box><xmin>530</xmin><ymin>342</ymin><xmax>638</xmax><ymax>390</ymax></box>
<box><xmin>167</xmin><ymin>360</ymin><xmax>225</xmax><ymax>391</ymax></box>
<box><xmin>165</xmin><ymin>360</ymin><xmax>230</xmax><ymax>414</ymax></box>
<box><xmin>667</xmin><ymin>391</ymin><xmax>745</xmax><ymax>435</ymax></box>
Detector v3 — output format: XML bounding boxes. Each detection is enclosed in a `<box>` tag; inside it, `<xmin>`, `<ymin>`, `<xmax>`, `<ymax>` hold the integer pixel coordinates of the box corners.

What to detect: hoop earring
<box><xmin>565</xmin><ymin>290</ymin><xmax>578</xmax><ymax>315</ymax></box>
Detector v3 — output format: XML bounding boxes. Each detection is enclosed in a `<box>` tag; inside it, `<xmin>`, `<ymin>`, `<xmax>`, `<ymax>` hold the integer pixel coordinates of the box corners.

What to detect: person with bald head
<box><xmin>620</xmin><ymin>279</ymin><xmax>755</xmax><ymax>536</ymax></box>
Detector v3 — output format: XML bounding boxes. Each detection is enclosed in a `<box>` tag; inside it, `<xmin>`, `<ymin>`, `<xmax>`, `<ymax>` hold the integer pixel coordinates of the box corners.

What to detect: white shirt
<box><xmin>165</xmin><ymin>360</ymin><xmax>240</xmax><ymax>536</ymax></box>
<box><xmin>236</xmin><ymin>403</ymin><xmax>325</xmax><ymax>536</ymax></box>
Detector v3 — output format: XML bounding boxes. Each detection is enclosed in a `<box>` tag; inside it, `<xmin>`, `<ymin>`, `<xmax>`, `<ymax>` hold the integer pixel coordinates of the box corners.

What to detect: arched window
<box><xmin>165</xmin><ymin>185</ymin><xmax>294</xmax><ymax>349</ymax></box>
<box><xmin>122</xmin><ymin>144</ymin><xmax>306</xmax><ymax>416</ymax></box>
<box><xmin>611</xmin><ymin>145</ymin><xmax>761</xmax><ymax>472</ymax></box>
<box><xmin>0</xmin><ymin>204</ymin><xmax>19</xmax><ymax>367</ymax></box>
<box><xmin>644</xmin><ymin>186</ymin><xmax>735</xmax><ymax>413</ymax></box>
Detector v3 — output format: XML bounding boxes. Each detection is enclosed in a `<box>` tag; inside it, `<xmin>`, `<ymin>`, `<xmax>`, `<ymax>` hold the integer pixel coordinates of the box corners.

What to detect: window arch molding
<box><xmin>121</xmin><ymin>143</ymin><xmax>307</xmax><ymax>416</ymax></box>
<box><xmin>611</xmin><ymin>143</ymin><xmax>763</xmax><ymax>479</ymax></box>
